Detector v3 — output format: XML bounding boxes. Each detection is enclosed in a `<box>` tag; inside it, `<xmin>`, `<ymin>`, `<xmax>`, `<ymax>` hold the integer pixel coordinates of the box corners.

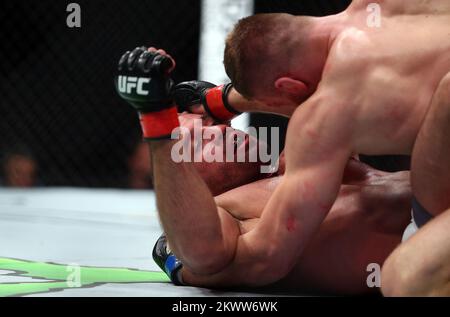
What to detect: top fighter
<box><xmin>176</xmin><ymin>0</ymin><xmax>450</xmax><ymax>294</ymax></box>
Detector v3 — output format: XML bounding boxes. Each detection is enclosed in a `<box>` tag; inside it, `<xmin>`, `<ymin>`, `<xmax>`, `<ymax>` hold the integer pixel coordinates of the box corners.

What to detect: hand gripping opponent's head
<box><xmin>173</xmin><ymin>81</ymin><xmax>241</xmax><ymax>123</ymax></box>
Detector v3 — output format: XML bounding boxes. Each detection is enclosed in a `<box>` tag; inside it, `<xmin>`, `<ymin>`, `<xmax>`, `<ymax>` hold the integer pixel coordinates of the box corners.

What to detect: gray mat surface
<box><xmin>0</xmin><ymin>188</ymin><xmax>283</xmax><ymax>297</ymax></box>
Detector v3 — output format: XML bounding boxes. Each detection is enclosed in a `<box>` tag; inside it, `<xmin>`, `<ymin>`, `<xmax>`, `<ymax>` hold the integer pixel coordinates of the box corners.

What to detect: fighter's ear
<box><xmin>274</xmin><ymin>77</ymin><xmax>308</xmax><ymax>100</ymax></box>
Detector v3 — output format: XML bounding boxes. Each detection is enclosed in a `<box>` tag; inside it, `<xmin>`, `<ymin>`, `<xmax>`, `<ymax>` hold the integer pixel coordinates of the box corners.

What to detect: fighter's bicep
<box><xmin>284</xmin><ymin>105</ymin><xmax>353</xmax><ymax>174</ymax></box>
<box><xmin>216</xmin><ymin>206</ymin><xmax>241</xmax><ymax>256</ymax></box>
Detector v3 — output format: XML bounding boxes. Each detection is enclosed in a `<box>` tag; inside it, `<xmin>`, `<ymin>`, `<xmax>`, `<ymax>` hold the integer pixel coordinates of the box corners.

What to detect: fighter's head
<box><xmin>224</xmin><ymin>13</ymin><xmax>327</xmax><ymax>108</ymax></box>
<box><xmin>175</xmin><ymin>112</ymin><xmax>269</xmax><ymax>195</ymax></box>
<box><xmin>145</xmin><ymin>113</ymin><xmax>270</xmax><ymax>196</ymax></box>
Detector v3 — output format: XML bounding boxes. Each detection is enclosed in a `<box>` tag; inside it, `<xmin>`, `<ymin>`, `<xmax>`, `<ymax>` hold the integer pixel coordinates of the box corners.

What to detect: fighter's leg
<box><xmin>411</xmin><ymin>72</ymin><xmax>450</xmax><ymax>216</ymax></box>
<box><xmin>381</xmin><ymin>208</ymin><xmax>450</xmax><ymax>296</ymax></box>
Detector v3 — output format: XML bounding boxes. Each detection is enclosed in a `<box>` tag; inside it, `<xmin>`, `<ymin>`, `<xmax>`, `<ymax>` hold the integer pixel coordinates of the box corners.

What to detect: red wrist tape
<box><xmin>204</xmin><ymin>85</ymin><xmax>237</xmax><ymax>122</ymax></box>
<box><xmin>139</xmin><ymin>107</ymin><xmax>180</xmax><ymax>140</ymax></box>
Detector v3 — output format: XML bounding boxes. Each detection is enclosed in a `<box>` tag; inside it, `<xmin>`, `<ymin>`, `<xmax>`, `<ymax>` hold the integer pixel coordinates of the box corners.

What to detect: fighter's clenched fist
<box><xmin>114</xmin><ymin>46</ymin><xmax>179</xmax><ymax>140</ymax></box>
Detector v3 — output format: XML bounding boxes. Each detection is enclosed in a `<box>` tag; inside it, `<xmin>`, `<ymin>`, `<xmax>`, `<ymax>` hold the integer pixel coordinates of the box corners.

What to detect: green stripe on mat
<box><xmin>0</xmin><ymin>257</ymin><xmax>169</xmax><ymax>297</ymax></box>
<box><xmin>0</xmin><ymin>281</ymin><xmax>71</xmax><ymax>297</ymax></box>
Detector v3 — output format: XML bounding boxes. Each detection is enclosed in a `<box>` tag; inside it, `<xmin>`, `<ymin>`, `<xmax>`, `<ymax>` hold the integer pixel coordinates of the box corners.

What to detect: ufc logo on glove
<box><xmin>117</xmin><ymin>76</ymin><xmax>150</xmax><ymax>95</ymax></box>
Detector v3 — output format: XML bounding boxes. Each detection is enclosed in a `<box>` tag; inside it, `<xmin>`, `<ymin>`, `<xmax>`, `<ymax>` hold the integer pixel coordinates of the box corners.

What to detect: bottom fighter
<box><xmin>151</xmin><ymin>113</ymin><xmax>411</xmax><ymax>295</ymax></box>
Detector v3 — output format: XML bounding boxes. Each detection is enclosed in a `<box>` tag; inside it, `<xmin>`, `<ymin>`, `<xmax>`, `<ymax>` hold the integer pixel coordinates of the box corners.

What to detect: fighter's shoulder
<box><xmin>214</xmin><ymin>176</ymin><xmax>281</xmax><ymax>220</ymax></box>
<box><xmin>324</xmin><ymin>28</ymin><xmax>373</xmax><ymax>77</ymax></box>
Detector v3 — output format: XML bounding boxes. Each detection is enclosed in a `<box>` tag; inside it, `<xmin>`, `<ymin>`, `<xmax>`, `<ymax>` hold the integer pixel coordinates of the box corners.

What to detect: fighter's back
<box><xmin>315</xmin><ymin>0</ymin><xmax>450</xmax><ymax>156</ymax></box>
<box><xmin>348</xmin><ymin>0</ymin><xmax>450</xmax><ymax>15</ymax></box>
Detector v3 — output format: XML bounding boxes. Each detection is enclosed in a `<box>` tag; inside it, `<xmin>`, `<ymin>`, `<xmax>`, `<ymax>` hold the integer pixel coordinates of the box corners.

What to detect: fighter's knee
<box><xmin>381</xmin><ymin>245</ymin><xmax>427</xmax><ymax>296</ymax></box>
<box><xmin>381</xmin><ymin>248</ymin><xmax>410</xmax><ymax>296</ymax></box>
<box><xmin>381</xmin><ymin>243</ymin><xmax>445</xmax><ymax>297</ymax></box>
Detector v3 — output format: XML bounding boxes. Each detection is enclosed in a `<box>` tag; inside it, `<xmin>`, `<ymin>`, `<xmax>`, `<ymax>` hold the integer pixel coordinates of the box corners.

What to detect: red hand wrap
<box><xmin>139</xmin><ymin>107</ymin><xmax>180</xmax><ymax>140</ymax></box>
<box><xmin>204</xmin><ymin>85</ymin><xmax>236</xmax><ymax>122</ymax></box>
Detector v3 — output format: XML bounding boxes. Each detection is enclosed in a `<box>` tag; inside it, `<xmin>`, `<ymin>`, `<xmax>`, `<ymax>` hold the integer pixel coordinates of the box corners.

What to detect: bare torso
<box><xmin>215</xmin><ymin>164</ymin><xmax>411</xmax><ymax>294</ymax></box>
<box><xmin>176</xmin><ymin>2</ymin><xmax>447</xmax><ymax>292</ymax></box>
<box><xmin>316</xmin><ymin>0</ymin><xmax>450</xmax><ymax>155</ymax></box>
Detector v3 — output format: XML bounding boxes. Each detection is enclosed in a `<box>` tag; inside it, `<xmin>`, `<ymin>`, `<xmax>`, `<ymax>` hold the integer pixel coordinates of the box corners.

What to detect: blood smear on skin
<box><xmin>286</xmin><ymin>216</ymin><xmax>297</xmax><ymax>232</ymax></box>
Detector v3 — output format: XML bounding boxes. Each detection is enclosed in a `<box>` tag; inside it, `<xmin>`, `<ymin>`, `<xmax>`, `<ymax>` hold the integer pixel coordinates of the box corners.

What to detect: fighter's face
<box><xmin>177</xmin><ymin>112</ymin><xmax>266</xmax><ymax>195</ymax></box>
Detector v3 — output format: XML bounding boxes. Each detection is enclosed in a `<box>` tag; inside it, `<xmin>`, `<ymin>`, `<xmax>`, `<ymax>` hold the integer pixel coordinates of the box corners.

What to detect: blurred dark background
<box><xmin>0</xmin><ymin>0</ymin><xmax>202</xmax><ymax>187</ymax></box>
<box><xmin>1</xmin><ymin>0</ymin><xmax>407</xmax><ymax>188</ymax></box>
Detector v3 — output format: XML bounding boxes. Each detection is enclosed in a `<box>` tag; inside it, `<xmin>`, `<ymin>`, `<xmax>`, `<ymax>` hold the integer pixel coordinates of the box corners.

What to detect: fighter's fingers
<box><xmin>163</xmin><ymin>54</ymin><xmax>176</xmax><ymax>72</ymax></box>
<box><xmin>147</xmin><ymin>47</ymin><xmax>176</xmax><ymax>72</ymax></box>
<box><xmin>189</xmin><ymin>104</ymin><xmax>205</xmax><ymax>115</ymax></box>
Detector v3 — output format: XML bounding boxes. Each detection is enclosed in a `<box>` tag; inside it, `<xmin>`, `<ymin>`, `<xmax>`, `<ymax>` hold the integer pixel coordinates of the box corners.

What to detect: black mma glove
<box><xmin>114</xmin><ymin>46</ymin><xmax>179</xmax><ymax>140</ymax></box>
<box><xmin>174</xmin><ymin>81</ymin><xmax>241</xmax><ymax>122</ymax></box>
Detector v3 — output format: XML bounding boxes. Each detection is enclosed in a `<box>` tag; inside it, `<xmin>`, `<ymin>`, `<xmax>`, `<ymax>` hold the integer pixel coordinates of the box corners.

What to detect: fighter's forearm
<box><xmin>149</xmin><ymin>141</ymin><xmax>234</xmax><ymax>273</ymax></box>
<box><xmin>245</xmin><ymin>105</ymin><xmax>352</xmax><ymax>284</ymax></box>
<box><xmin>114</xmin><ymin>46</ymin><xmax>237</xmax><ymax>276</ymax></box>
<box><xmin>227</xmin><ymin>88</ymin><xmax>265</xmax><ymax>112</ymax></box>
<box><xmin>174</xmin><ymin>81</ymin><xmax>294</xmax><ymax>119</ymax></box>
<box><xmin>228</xmin><ymin>88</ymin><xmax>293</xmax><ymax>117</ymax></box>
